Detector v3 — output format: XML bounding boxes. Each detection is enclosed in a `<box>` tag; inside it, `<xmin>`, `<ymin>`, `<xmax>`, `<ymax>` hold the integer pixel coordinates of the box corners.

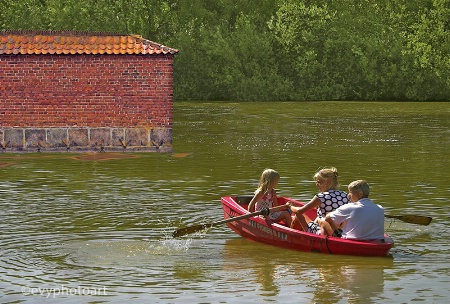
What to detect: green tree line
<box><xmin>1</xmin><ymin>0</ymin><xmax>449</xmax><ymax>101</ymax></box>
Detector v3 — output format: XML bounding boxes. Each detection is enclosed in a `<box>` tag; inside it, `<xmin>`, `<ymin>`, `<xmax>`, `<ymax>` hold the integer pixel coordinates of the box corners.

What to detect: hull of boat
<box><xmin>221</xmin><ymin>196</ymin><xmax>394</xmax><ymax>257</ymax></box>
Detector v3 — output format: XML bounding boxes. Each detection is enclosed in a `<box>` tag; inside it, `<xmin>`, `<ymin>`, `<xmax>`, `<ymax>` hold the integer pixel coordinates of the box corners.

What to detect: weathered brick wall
<box><xmin>0</xmin><ymin>54</ymin><xmax>174</xmax><ymax>152</ymax></box>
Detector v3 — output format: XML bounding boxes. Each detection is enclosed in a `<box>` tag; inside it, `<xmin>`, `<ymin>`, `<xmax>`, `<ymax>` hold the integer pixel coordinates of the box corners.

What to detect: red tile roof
<box><xmin>0</xmin><ymin>30</ymin><xmax>179</xmax><ymax>55</ymax></box>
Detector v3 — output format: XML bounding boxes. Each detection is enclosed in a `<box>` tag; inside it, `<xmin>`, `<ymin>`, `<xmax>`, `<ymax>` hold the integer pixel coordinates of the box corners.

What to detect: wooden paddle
<box><xmin>172</xmin><ymin>204</ymin><xmax>290</xmax><ymax>237</ymax></box>
<box><xmin>385</xmin><ymin>214</ymin><xmax>432</xmax><ymax>225</ymax></box>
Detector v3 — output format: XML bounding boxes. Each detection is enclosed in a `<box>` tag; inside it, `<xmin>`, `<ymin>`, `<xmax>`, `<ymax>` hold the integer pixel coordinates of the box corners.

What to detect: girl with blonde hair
<box><xmin>248</xmin><ymin>169</ymin><xmax>292</xmax><ymax>227</ymax></box>
<box><xmin>290</xmin><ymin>167</ymin><xmax>349</xmax><ymax>236</ymax></box>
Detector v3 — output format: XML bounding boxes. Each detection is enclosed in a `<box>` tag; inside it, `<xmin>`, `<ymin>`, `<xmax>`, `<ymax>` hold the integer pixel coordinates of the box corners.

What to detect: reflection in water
<box><xmin>312</xmin><ymin>261</ymin><xmax>390</xmax><ymax>304</ymax></box>
<box><xmin>222</xmin><ymin>239</ymin><xmax>281</xmax><ymax>297</ymax></box>
<box><xmin>222</xmin><ymin>239</ymin><xmax>392</xmax><ymax>303</ymax></box>
<box><xmin>255</xmin><ymin>261</ymin><xmax>279</xmax><ymax>296</ymax></box>
<box><xmin>70</xmin><ymin>152</ymin><xmax>139</xmax><ymax>161</ymax></box>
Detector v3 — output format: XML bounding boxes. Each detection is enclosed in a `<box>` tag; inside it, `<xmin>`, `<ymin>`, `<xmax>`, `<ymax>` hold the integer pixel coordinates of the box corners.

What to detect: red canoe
<box><xmin>221</xmin><ymin>195</ymin><xmax>394</xmax><ymax>257</ymax></box>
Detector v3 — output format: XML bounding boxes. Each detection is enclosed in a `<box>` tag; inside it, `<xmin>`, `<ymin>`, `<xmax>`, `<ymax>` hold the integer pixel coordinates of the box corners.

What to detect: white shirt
<box><xmin>328</xmin><ymin>198</ymin><xmax>385</xmax><ymax>240</ymax></box>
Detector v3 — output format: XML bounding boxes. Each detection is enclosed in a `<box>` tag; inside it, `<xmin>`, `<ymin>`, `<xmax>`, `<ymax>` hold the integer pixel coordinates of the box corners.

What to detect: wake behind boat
<box><xmin>221</xmin><ymin>195</ymin><xmax>394</xmax><ymax>257</ymax></box>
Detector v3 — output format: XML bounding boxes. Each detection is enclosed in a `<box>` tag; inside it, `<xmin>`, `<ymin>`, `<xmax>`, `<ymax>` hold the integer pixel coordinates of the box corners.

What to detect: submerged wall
<box><xmin>0</xmin><ymin>31</ymin><xmax>177</xmax><ymax>153</ymax></box>
<box><xmin>0</xmin><ymin>54</ymin><xmax>174</xmax><ymax>152</ymax></box>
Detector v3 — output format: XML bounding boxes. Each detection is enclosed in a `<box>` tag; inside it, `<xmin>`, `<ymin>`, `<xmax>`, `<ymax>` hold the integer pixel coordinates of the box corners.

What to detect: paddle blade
<box><xmin>172</xmin><ymin>223</ymin><xmax>210</xmax><ymax>238</ymax></box>
<box><xmin>385</xmin><ymin>214</ymin><xmax>432</xmax><ymax>226</ymax></box>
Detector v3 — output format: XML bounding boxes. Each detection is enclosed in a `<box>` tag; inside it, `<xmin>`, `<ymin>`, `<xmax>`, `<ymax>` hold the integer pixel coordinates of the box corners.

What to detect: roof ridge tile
<box><xmin>0</xmin><ymin>30</ymin><xmax>178</xmax><ymax>55</ymax></box>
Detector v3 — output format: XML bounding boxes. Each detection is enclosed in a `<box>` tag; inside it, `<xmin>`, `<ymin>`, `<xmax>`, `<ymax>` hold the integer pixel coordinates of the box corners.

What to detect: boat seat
<box><xmin>235</xmin><ymin>195</ymin><xmax>253</xmax><ymax>205</ymax></box>
<box><xmin>235</xmin><ymin>195</ymin><xmax>253</xmax><ymax>210</ymax></box>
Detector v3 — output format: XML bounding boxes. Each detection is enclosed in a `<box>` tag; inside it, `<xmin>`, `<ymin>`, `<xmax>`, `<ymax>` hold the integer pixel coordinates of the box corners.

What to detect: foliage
<box><xmin>1</xmin><ymin>0</ymin><xmax>449</xmax><ymax>101</ymax></box>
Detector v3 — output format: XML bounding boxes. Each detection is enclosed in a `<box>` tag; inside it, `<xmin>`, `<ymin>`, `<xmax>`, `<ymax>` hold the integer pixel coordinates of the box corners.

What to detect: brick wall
<box><xmin>0</xmin><ymin>54</ymin><xmax>174</xmax><ymax>152</ymax></box>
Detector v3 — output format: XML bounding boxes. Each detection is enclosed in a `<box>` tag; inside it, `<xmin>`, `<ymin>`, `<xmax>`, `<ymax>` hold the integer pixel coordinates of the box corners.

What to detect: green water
<box><xmin>0</xmin><ymin>101</ymin><xmax>449</xmax><ymax>303</ymax></box>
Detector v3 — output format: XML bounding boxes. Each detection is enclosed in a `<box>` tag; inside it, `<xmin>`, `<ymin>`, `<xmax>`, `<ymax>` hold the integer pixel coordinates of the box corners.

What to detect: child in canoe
<box><xmin>290</xmin><ymin>167</ymin><xmax>349</xmax><ymax>236</ymax></box>
<box><xmin>325</xmin><ymin>180</ymin><xmax>385</xmax><ymax>240</ymax></box>
<box><xmin>248</xmin><ymin>168</ymin><xmax>293</xmax><ymax>227</ymax></box>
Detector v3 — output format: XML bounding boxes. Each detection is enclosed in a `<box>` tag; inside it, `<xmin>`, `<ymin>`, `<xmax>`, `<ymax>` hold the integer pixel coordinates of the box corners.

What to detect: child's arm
<box><xmin>248</xmin><ymin>190</ymin><xmax>262</xmax><ymax>212</ymax></box>
<box><xmin>291</xmin><ymin>195</ymin><xmax>321</xmax><ymax>215</ymax></box>
<box><xmin>273</xmin><ymin>190</ymin><xmax>279</xmax><ymax>206</ymax></box>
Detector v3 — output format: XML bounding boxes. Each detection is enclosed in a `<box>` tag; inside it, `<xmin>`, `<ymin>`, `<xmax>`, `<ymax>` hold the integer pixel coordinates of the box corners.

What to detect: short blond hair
<box><xmin>348</xmin><ymin>180</ymin><xmax>370</xmax><ymax>198</ymax></box>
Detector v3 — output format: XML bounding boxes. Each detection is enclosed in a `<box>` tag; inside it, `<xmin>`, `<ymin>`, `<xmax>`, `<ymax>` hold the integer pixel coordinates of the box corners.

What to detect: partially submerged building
<box><xmin>0</xmin><ymin>30</ymin><xmax>178</xmax><ymax>152</ymax></box>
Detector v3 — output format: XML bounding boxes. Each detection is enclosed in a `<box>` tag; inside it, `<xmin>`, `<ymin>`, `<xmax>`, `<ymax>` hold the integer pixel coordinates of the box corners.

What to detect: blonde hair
<box><xmin>313</xmin><ymin>167</ymin><xmax>339</xmax><ymax>189</ymax></box>
<box><xmin>348</xmin><ymin>180</ymin><xmax>370</xmax><ymax>198</ymax></box>
<box><xmin>256</xmin><ymin>169</ymin><xmax>280</xmax><ymax>194</ymax></box>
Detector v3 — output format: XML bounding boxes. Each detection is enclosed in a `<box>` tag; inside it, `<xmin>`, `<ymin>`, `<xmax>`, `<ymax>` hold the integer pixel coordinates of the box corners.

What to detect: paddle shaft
<box><xmin>211</xmin><ymin>204</ymin><xmax>289</xmax><ymax>227</ymax></box>
<box><xmin>172</xmin><ymin>204</ymin><xmax>289</xmax><ymax>237</ymax></box>
<box><xmin>385</xmin><ymin>214</ymin><xmax>432</xmax><ymax>225</ymax></box>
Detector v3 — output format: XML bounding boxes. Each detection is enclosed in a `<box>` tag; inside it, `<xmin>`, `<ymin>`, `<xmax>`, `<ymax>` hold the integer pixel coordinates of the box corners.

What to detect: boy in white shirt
<box><xmin>325</xmin><ymin>180</ymin><xmax>384</xmax><ymax>240</ymax></box>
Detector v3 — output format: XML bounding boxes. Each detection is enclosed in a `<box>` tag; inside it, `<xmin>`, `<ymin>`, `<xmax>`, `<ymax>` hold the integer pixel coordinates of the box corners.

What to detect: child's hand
<box><xmin>284</xmin><ymin>202</ymin><xmax>293</xmax><ymax>214</ymax></box>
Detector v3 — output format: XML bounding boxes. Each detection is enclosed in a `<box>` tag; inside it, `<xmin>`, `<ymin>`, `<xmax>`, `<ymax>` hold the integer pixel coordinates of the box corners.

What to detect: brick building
<box><xmin>0</xmin><ymin>30</ymin><xmax>178</xmax><ymax>153</ymax></box>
